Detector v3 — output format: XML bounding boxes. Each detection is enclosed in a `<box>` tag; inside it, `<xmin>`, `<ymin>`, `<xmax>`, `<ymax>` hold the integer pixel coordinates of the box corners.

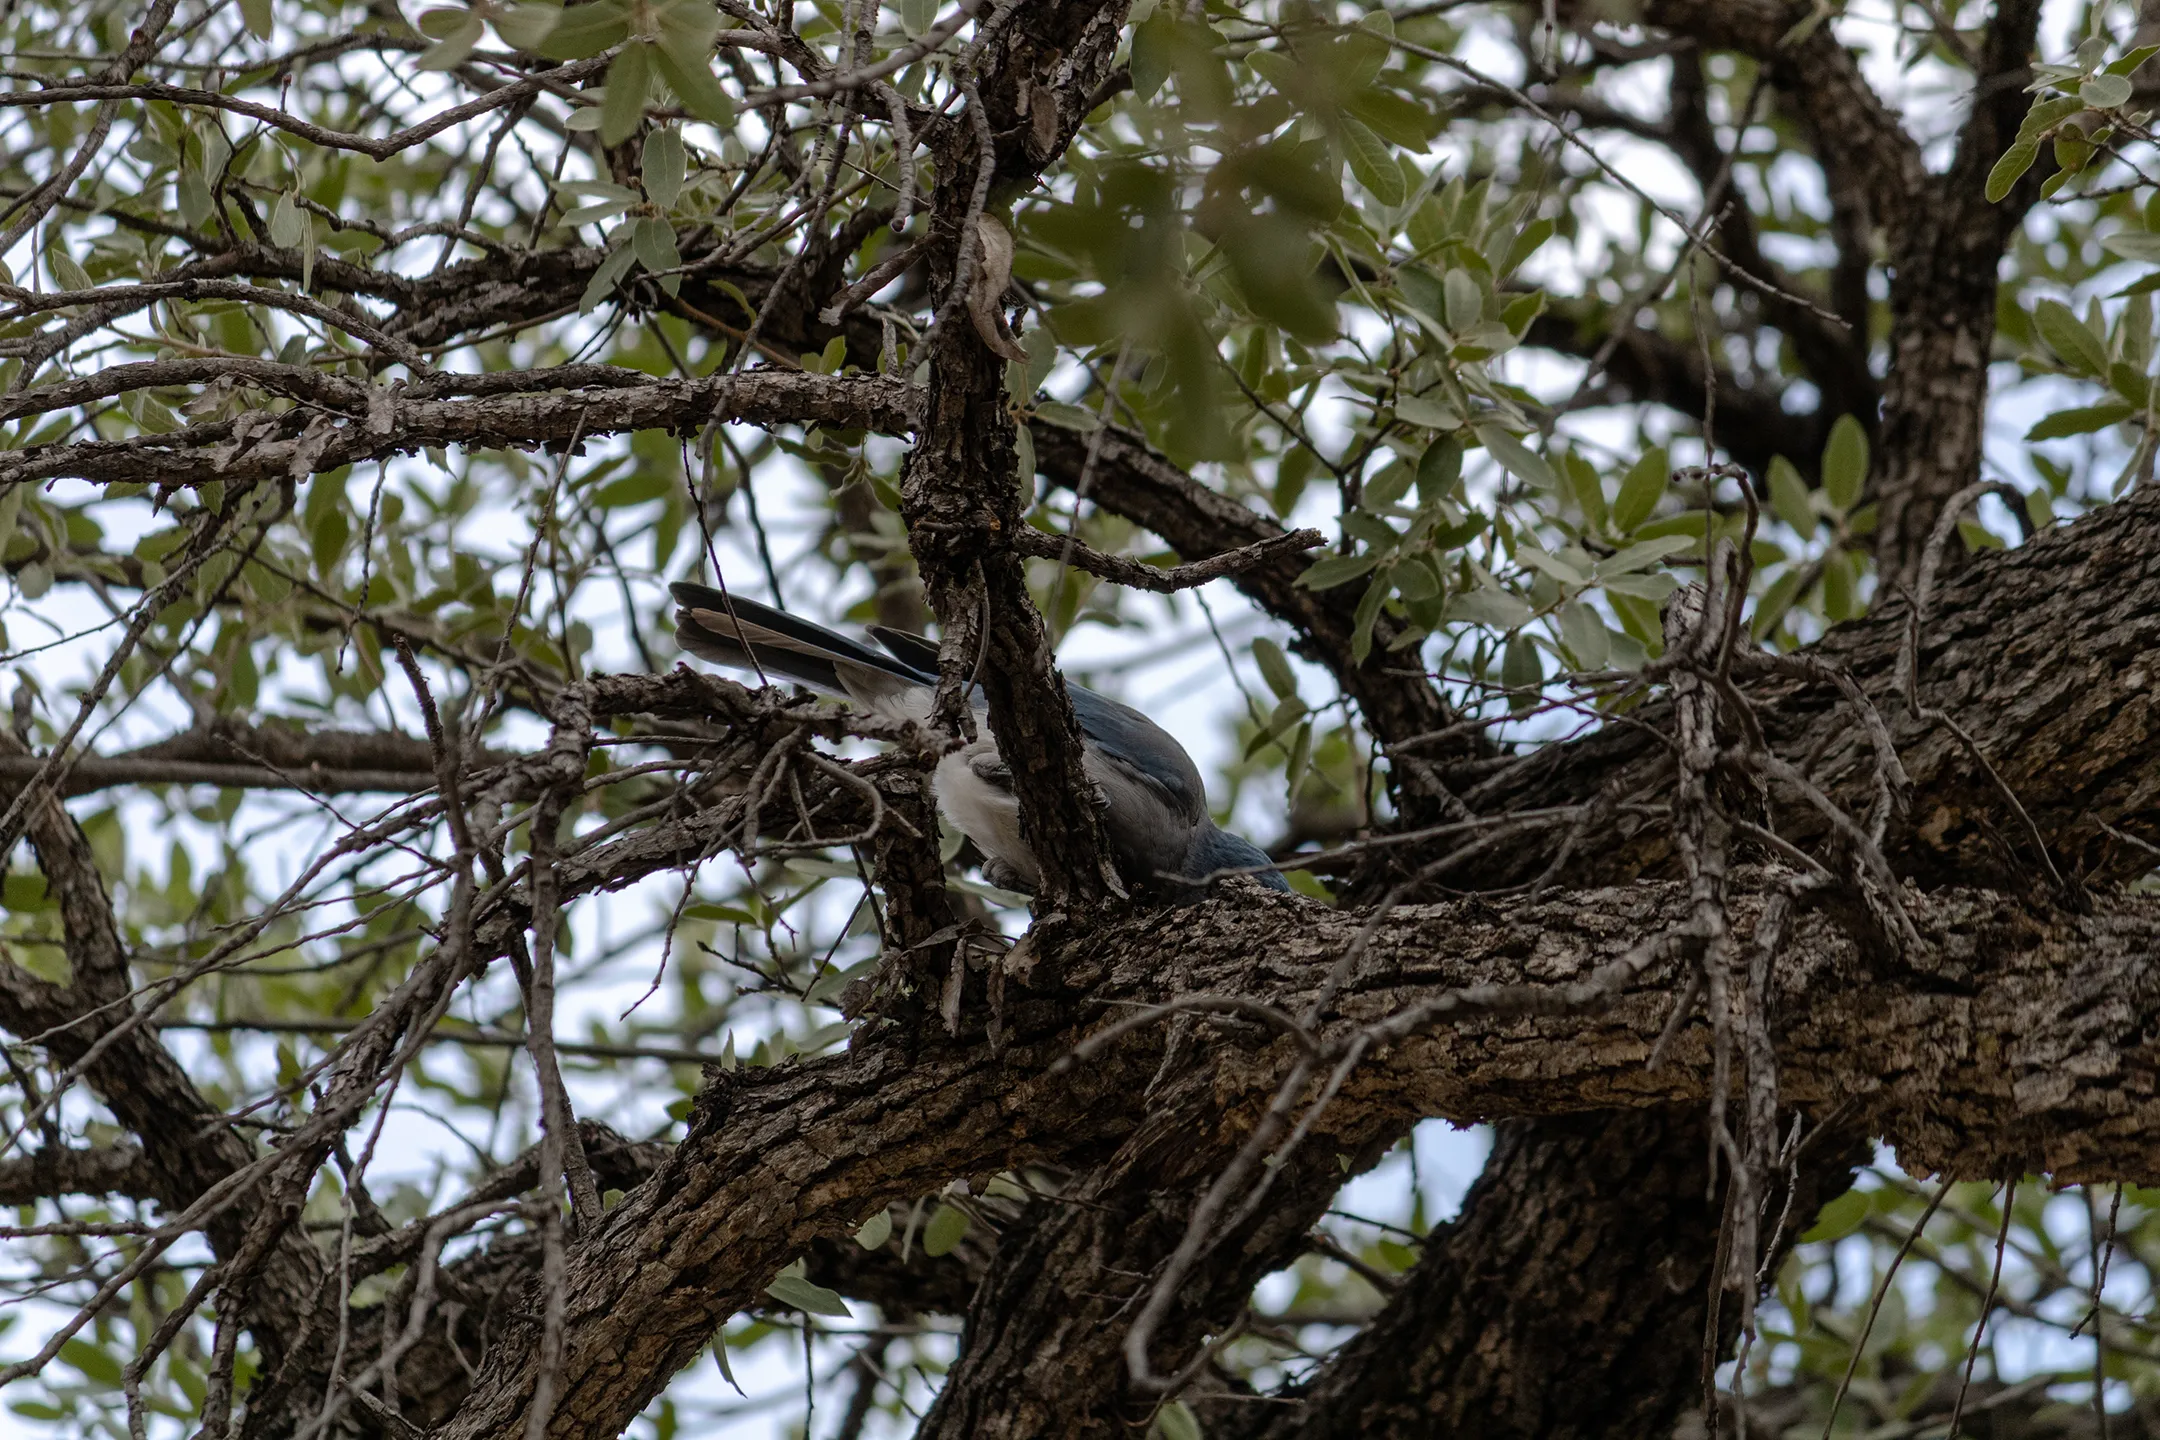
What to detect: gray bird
<box><xmin>671</xmin><ymin>582</ymin><xmax>1289</xmax><ymax>899</ymax></box>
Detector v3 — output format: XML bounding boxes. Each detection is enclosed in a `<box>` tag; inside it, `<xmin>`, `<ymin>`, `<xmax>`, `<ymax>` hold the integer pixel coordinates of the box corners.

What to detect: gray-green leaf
<box><xmin>1252</xmin><ymin>637</ymin><xmax>1299</xmax><ymax>700</ymax></box>
<box><xmin>642</xmin><ymin>128</ymin><xmax>687</xmax><ymax>208</ymax></box>
<box><xmin>766</xmin><ymin>1267</ymin><xmax>851</xmax><ymax>1317</ymax></box>
<box><xmin>853</xmin><ymin>1209</ymin><xmax>892</xmax><ymax>1250</ymax></box>
<box><xmin>269</xmin><ymin>190</ymin><xmax>305</xmax><ymax>248</ymax></box>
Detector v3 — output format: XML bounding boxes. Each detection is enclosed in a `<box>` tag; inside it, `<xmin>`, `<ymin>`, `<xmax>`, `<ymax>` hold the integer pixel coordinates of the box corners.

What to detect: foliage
<box><xmin>0</xmin><ymin>0</ymin><xmax>2155</xmax><ymax>1436</ymax></box>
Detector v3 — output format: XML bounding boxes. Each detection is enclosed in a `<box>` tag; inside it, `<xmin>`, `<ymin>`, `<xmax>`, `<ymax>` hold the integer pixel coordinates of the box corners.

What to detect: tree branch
<box><xmin>432</xmin><ymin>876</ymin><xmax>2160</xmax><ymax>1438</ymax></box>
<box><xmin>1030</xmin><ymin>419</ymin><xmax>1470</xmax><ymax>826</ymax></box>
<box><xmin>0</xmin><ymin>370</ymin><xmax>918</xmax><ymax>490</ymax></box>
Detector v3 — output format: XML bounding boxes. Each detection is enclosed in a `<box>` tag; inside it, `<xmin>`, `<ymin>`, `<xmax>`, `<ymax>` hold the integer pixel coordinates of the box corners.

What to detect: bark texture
<box><xmin>433</xmin><ymin>871</ymin><xmax>2160</xmax><ymax>1438</ymax></box>
<box><xmin>1226</xmin><ymin>1108</ymin><xmax>1864</xmax><ymax>1440</ymax></box>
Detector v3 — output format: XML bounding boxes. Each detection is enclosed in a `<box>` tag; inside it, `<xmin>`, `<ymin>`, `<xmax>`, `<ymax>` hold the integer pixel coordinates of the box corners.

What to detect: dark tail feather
<box><xmin>670</xmin><ymin>582</ymin><xmax>933</xmax><ymax>693</ymax></box>
<box><xmin>867</xmin><ymin>624</ymin><xmax>944</xmax><ymax>676</ymax></box>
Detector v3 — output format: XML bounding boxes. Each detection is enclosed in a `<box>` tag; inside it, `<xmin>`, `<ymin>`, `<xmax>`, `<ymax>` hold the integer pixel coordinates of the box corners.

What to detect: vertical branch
<box><xmin>899</xmin><ymin>75</ymin><xmax>1121</xmax><ymax>910</ymax></box>
<box><xmin>526</xmin><ymin>687</ymin><xmax>602</xmax><ymax>1234</ymax></box>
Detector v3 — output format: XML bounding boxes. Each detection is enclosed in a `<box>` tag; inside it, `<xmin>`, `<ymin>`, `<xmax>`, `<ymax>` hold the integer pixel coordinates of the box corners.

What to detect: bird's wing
<box><xmin>1181</xmin><ymin>825</ymin><xmax>1290</xmax><ymax>894</ymax></box>
<box><xmin>1067</xmin><ymin>686</ymin><xmax>1207</xmax><ymax>823</ymax></box>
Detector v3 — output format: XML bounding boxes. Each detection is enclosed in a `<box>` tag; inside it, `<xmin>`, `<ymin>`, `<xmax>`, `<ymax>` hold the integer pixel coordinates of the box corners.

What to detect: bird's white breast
<box><xmin>934</xmin><ymin>743</ymin><xmax>1034</xmax><ymax>888</ymax></box>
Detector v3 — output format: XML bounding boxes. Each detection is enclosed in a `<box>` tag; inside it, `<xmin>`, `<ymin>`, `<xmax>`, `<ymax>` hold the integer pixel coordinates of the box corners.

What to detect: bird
<box><xmin>670</xmin><ymin>581</ymin><xmax>1290</xmax><ymax>900</ymax></box>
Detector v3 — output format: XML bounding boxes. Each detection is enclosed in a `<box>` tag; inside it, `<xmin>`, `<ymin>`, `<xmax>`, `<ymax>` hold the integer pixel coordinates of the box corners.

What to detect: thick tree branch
<box><xmin>1450</xmin><ymin>482</ymin><xmax>2160</xmax><ymax>892</ymax></box>
<box><xmin>0</xmin><ymin>1142</ymin><xmax>160</xmax><ymax>1205</ymax></box>
<box><xmin>1522</xmin><ymin>305</ymin><xmax>1830</xmax><ymax>480</ymax></box>
<box><xmin>0</xmin><ymin>370</ymin><xmax>918</xmax><ymax>490</ymax></box>
<box><xmin>1224</xmin><ymin>1106</ymin><xmax>1865</xmax><ymax>1440</ymax></box>
<box><xmin>433</xmin><ymin>876</ymin><xmax>2160</xmax><ymax>1439</ymax></box>
<box><xmin>1639</xmin><ymin>0</ymin><xmax>1928</xmax><ymax>234</ymax></box>
<box><xmin>0</xmin><ymin>769</ymin><xmax>328</xmax><ymax>1374</ymax></box>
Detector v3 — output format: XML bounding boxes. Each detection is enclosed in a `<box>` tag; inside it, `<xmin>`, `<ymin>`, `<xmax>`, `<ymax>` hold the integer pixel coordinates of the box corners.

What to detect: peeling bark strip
<box><xmin>435</xmin><ymin>878</ymin><xmax>2160</xmax><ymax>1437</ymax></box>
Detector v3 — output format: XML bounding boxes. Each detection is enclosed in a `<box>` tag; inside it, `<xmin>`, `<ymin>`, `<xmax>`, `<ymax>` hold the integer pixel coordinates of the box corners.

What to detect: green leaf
<box><xmin>2101</xmin><ymin>230</ymin><xmax>2160</xmax><ymax>264</ymax></box>
<box><xmin>1392</xmin><ymin>393</ymin><xmax>1458</xmax><ymax>431</ymax></box>
<box><xmin>632</xmin><ymin>216</ymin><xmax>681</xmax><ymax>277</ymax></box>
<box><xmin>1152</xmin><ymin>1400</ymin><xmax>1203</xmax><ymax>1440</ymax></box>
<box><xmin>1363</xmin><ymin>460</ymin><xmax>1415</xmax><ymax>509</ymax></box>
<box><xmin>418</xmin><ymin>12</ymin><xmax>485</xmax><ymax>69</ymax></box>
<box><xmin>1442</xmin><ymin>268</ymin><xmax>1481</xmax><ymax>333</ymax></box>
<box><xmin>2025</xmin><ymin>486</ymin><xmax>2055</xmax><ymax>531</ymax></box>
<box><xmin>2025</xmin><ymin>402</ymin><xmax>2135</xmax><ymax>440</ymax></box>
<box><xmin>900</xmin><ymin>0</ymin><xmax>937</xmax><ymax>38</ymax></box>
<box><xmin>579</xmin><ymin>240</ymin><xmax>639</xmax><ymax>311</ymax></box>
<box><xmin>1417</xmin><ymin>435</ymin><xmax>1463</xmax><ymax>498</ymax></box>
<box><xmin>594</xmin><ymin>469</ymin><xmax>672</xmax><ymax>507</ymax></box>
<box><xmin>1390</xmin><ymin>555</ymin><xmax>1439</xmax><ymax>601</ymax></box>
<box><xmin>1500</xmin><ymin>634</ymin><xmax>1542</xmax><ymax>710</ymax></box>
<box><xmin>1346</xmin><ymin>87</ymin><xmax>1431</xmax><ymax>150</ymax></box>
<box><xmin>602</xmin><ymin>42</ymin><xmax>652</xmax><ymax>145</ymax></box>
<box><xmin>62</xmin><ymin>1338</ymin><xmax>124</xmax><ymax>1387</ymax></box>
<box><xmin>46</xmin><ymin>248</ymin><xmax>91</xmax><ymax>292</ymax></box>
<box><xmin>559</xmin><ymin>197</ymin><xmax>633</xmax><ymax>227</ymax></box>
<box><xmin>1613</xmin><ymin>447</ymin><xmax>1668</xmax><ymax>532</ymax></box>
<box><xmin>1800</xmin><ymin>1187</ymin><xmax>1871</xmax><ymax>1244</ymax></box>
<box><xmin>2082</xmin><ymin>73</ymin><xmax>2133</xmax><ymax>109</ymax></box>
<box><xmin>922</xmin><ymin>1202</ymin><xmax>971</xmax><ymax>1257</ymax></box>
<box><xmin>1339</xmin><ymin>510</ymin><xmax>1399</xmax><ymax>552</ymax></box>
<box><xmin>652</xmin><ymin>17</ymin><xmax>736</xmax><ymax>128</ymax></box>
<box><xmin>1350</xmin><ymin>566</ymin><xmax>1389</xmax><ymax>662</ymax></box>
<box><xmin>2014</xmin><ymin>94</ymin><xmax>2087</xmax><ymax>142</ymax></box>
<box><xmin>1500</xmin><ymin>217</ymin><xmax>1554</xmax><ymax>277</ymax></box>
<box><xmin>1515</xmin><ymin>542</ymin><xmax>1585</xmax><ymax>586</ymax></box>
<box><xmin>2104</xmin><ymin>43</ymin><xmax>2160</xmax><ymax>76</ymax></box>
<box><xmin>1284</xmin><ymin>719</ymin><xmax>1313</xmax><ymax>801</ymax></box>
<box><xmin>310</xmin><ymin>505</ymin><xmax>350</xmax><ymax>572</ymax></box>
<box><xmin>178</xmin><ymin>170</ymin><xmax>214</xmax><ymax>229</ymax></box>
<box><xmin>1598</xmin><ymin>534</ymin><xmax>1695</xmax><ymax>577</ymax></box>
<box><xmin>538</xmin><ymin>0</ymin><xmax>628</xmax><ymax>58</ymax></box>
<box><xmin>765</xmin><ymin>1268</ymin><xmax>851</xmax><ymax>1318</ymax></box>
<box><xmin>269</xmin><ymin>190</ymin><xmax>305</xmax><ymax>248</ymax></box>
<box><xmin>1131</xmin><ymin>12</ymin><xmax>1174</xmax><ymax>102</ymax></box>
<box><xmin>1768</xmin><ymin>455</ymin><xmax>1812</xmax><ymax>534</ymax></box>
<box><xmin>239</xmin><ymin>0</ymin><xmax>273</xmax><ymax>39</ymax></box>
<box><xmin>1559</xmin><ymin>453</ymin><xmax>1603</xmax><ymax>532</ymax></box>
<box><xmin>1985</xmin><ymin>138</ymin><xmax>2040</xmax><ymax>203</ymax></box>
<box><xmin>1751</xmin><ymin>568</ymin><xmax>1805</xmax><ymax>641</ymax></box>
<box><xmin>1339</xmin><ymin>117</ymin><xmax>1405</xmax><ymax>207</ymax></box>
<box><xmin>854</xmin><ymin>1209</ymin><xmax>892</xmax><ymax>1250</ymax></box>
<box><xmin>1252</xmin><ymin>637</ymin><xmax>1299</xmax><ymax>700</ymax></box>
<box><xmin>1821</xmin><ymin>547</ymin><xmax>1856</xmax><ymax>622</ymax></box>
<box><xmin>1296</xmin><ymin>552</ymin><xmax>1378</xmax><ymax>590</ymax></box>
<box><xmin>2035</xmin><ymin>298</ymin><xmax>2110</xmax><ymax>377</ymax></box>
<box><xmin>1820</xmin><ymin>416</ymin><xmax>1868</xmax><ymax>514</ymax></box>
<box><xmin>1560</xmin><ymin>603</ymin><xmax>1610</xmax><ymax>670</ymax></box>
<box><xmin>495</xmin><ymin>2</ymin><xmax>563</xmax><ymax>50</ymax></box>
<box><xmin>1475</xmin><ymin>425</ymin><xmax>1556</xmax><ymax>490</ymax></box>
<box><xmin>642</xmin><ymin>128</ymin><xmax>686</xmax><ymax>207</ymax></box>
<box><xmin>1447</xmin><ymin>585</ymin><xmax>1531</xmax><ymax>630</ymax></box>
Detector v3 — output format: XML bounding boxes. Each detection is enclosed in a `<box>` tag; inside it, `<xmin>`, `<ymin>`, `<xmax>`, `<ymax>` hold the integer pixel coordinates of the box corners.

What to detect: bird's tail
<box><xmin>670</xmin><ymin>583</ymin><xmax>935</xmax><ymax>703</ymax></box>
